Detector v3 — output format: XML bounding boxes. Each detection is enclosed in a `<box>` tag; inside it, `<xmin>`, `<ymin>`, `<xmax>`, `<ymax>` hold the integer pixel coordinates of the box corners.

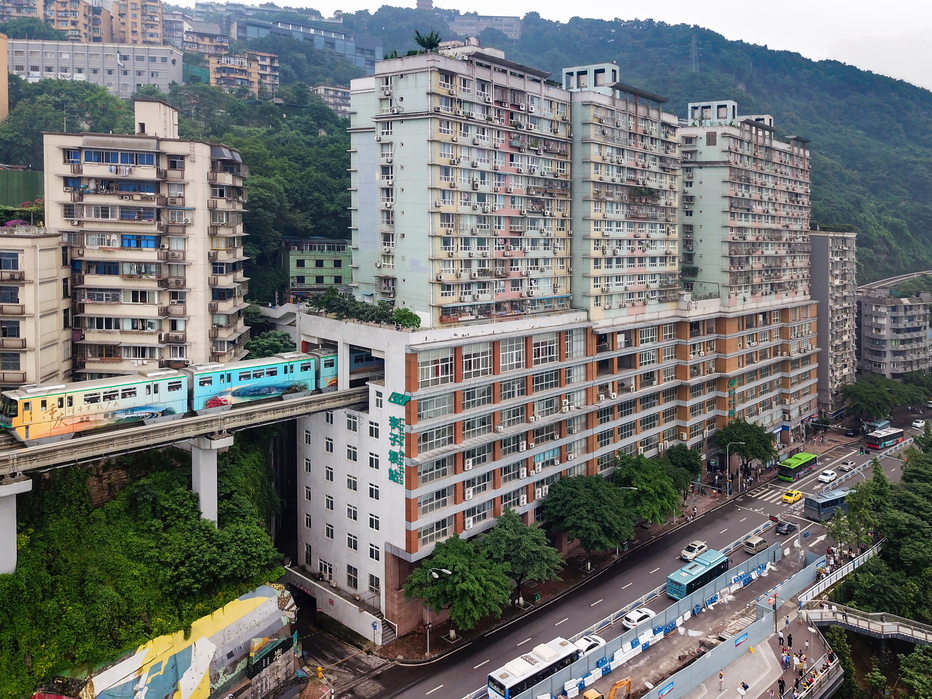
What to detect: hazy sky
<box><xmin>182</xmin><ymin>0</ymin><xmax>932</xmax><ymax>90</ymax></box>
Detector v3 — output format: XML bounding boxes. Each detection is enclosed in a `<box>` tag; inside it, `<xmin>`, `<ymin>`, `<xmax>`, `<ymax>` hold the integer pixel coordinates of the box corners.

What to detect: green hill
<box><xmin>345</xmin><ymin>7</ymin><xmax>932</xmax><ymax>283</ymax></box>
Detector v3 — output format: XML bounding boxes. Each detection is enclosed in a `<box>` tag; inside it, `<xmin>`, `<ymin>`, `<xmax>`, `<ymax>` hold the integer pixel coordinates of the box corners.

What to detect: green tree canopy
<box><xmin>540</xmin><ymin>475</ymin><xmax>635</xmax><ymax>567</ymax></box>
<box><xmin>826</xmin><ymin>458</ymin><xmax>890</xmax><ymax>548</ymax></box>
<box><xmin>243</xmin><ymin>330</ymin><xmax>296</xmax><ymax>359</ymax></box>
<box><xmin>414</xmin><ymin>29</ymin><xmax>443</xmax><ymax>51</ymax></box>
<box><xmin>612</xmin><ymin>454</ymin><xmax>680</xmax><ymax>524</ymax></box>
<box><xmin>713</xmin><ymin>419</ymin><xmax>777</xmax><ymax>469</ymax></box>
<box><xmin>899</xmin><ymin>645</ymin><xmax>932</xmax><ymax>699</ymax></box>
<box><xmin>842</xmin><ymin>374</ymin><xmax>925</xmax><ymax>421</ymax></box>
<box><xmin>402</xmin><ymin>534</ymin><xmax>511</xmax><ymax>631</ymax></box>
<box><xmin>481</xmin><ymin>508</ymin><xmax>563</xmax><ymax>603</ymax></box>
<box><xmin>0</xmin><ymin>17</ymin><xmax>67</xmax><ymax>39</ymax></box>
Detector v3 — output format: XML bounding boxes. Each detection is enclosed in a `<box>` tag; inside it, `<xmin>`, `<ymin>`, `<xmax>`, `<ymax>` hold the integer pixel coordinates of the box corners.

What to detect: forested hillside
<box><xmin>343</xmin><ymin>7</ymin><xmax>932</xmax><ymax>282</ymax></box>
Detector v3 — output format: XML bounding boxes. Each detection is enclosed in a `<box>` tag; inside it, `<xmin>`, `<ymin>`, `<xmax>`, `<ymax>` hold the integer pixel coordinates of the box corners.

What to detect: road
<box><xmin>344</xmin><ymin>432</ymin><xmax>914</xmax><ymax>699</ymax></box>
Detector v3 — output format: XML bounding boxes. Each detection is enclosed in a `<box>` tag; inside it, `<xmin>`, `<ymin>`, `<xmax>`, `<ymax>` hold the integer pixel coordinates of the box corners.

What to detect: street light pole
<box><xmin>615</xmin><ymin>487</ymin><xmax>638</xmax><ymax>556</ymax></box>
<box><xmin>726</xmin><ymin>441</ymin><xmax>745</xmax><ymax>496</ymax></box>
<box><xmin>425</xmin><ymin>567</ymin><xmax>451</xmax><ymax>656</ymax></box>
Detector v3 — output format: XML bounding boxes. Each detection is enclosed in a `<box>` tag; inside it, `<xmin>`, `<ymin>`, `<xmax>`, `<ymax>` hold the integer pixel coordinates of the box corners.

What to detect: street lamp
<box><xmin>726</xmin><ymin>441</ymin><xmax>745</xmax><ymax>495</ymax></box>
<box><xmin>426</xmin><ymin>567</ymin><xmax>451</xmax><ymax>655</ymax></box>
<box><xmin>615</xmin><ymin>487</ymin><xmax>638</xmax><ymax>556</ymax></box>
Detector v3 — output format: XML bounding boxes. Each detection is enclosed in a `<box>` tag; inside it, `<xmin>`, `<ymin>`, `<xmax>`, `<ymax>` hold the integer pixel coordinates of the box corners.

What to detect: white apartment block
<box><xmin>288</xmin><ymin>44</ymin><xmax>820</xmax><ymax>644</ymax></box>
<box><xmin>809</xmin><ymin>231</ymin><xmax>856</xmax><ymax>415</ymax></box>
<box><xmin>8</xmin><ymin>40</ymin><xmax>182</xmax><ymax>99</ymax></box>
<box><xmin>44</xmin><ymin>100</ymin><xmax>250</xmax><ymax>378</ymax></box>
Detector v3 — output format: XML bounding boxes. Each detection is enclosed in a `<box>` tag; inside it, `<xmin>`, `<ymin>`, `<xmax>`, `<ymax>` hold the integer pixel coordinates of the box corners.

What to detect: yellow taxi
<box><xmin>782</xmin><ymin>489</ymin><xmax>803</xmax><ymax>504</ymax></box>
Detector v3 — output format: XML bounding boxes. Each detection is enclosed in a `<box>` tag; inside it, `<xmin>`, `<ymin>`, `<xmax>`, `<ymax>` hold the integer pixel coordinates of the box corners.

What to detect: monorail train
<box><xmin>0</xmin><ymin>349</ymin><xmax>381</xmax><ymax>446</ymax></box>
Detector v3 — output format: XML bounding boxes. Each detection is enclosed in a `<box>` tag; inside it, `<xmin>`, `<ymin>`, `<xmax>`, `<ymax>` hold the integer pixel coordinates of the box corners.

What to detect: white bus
<box><xmin>487</xmin><ymin>637</ymin><xmax>580</xmax><ymax>699</ymax></box>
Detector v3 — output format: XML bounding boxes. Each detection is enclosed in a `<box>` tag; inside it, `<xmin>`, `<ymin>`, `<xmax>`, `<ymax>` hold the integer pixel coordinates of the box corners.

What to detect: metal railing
<box><xmin>0</xmin><ymin>388</ymin><xmax>368</xmax><ymax>477</ymax></box>
<box><xmin>806</xmin><ymin>603</ymin><xmax>932</xmax><ymax>646</ymax></box>
<box><xmin>798</xmin><ymin>539</ymin><xmax>883</xmax><ymax>603</ymax></box>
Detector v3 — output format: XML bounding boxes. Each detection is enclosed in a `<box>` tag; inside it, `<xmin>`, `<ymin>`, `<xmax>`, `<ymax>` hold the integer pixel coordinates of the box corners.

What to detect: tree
<box><xmin>713</xmin><ymin>419</ymin><xmax>777</xmax><ymax>475</ymax></box>
<box><xmin>899</xmin><ymin>645</ymin><xmax>932</xmax><ymax>699</ymax></box>
<box><xmin>0</xmin><ymin>17</ymin><xmax>67</xmax><ymax>39</ymax></box>
<box><xmin>842</xmin><ymin>374</ymin><xmax>925</xmax><ymax>421</ymax></box>
<box><xmin>613</xmin><ymin>454</ymin><xmax>680</xmax><ymax>524</ymax></box>
<box><xmin>393</xmin><ymin>307</ymin><xmax>421</xmax><ymax>329</ymax></box>
<box><xmin>865</xmin><ymin>661</ymin><xmax>886</xmax><ymax>699</ymax></box>
<box><xmin>824</xmin><ymin>626</ymin><xmax>858</xmax><ymax>699</ymax></box>
<box><xmin>826</xmin><ymin>458</ymin><xmax>890</xmax><ymax>548</ymax></box>
<box><xmin>540</xmin><ymin>475</ymin><xmax>635</xmax><ymax>568</ymax></box>
<box><xmin>403</xmin><ymin>534</ymin><xmax>511</xmax><ymax>632</ymax></box>
<box><xmin>482</xmin><ymin>508</ymin><xmax>563</xmax><ymax>604</ymax></box>
<box><xmin>414</xmin><ymin>29</ymin><xmax>443</xmax><ymax>51</ymax></box>
<box><xmin>661</xmin><ymin>444</ymin><xmax>703</xmax><ymax>493</ymax></box>
<box><xmin>132</xmin><ymin>84</ymin><xmax>167</xmax><ymax>101</ymax></box>
<box><xmin>243</xmin><ymin>330</ymin><xmax>295</xmax><ymax>359</ymax></box>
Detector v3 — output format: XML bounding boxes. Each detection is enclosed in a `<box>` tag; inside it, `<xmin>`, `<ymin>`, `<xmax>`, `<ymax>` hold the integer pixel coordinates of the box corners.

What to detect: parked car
<box><xmin>776</xmin><ymin>521</ymin><xmax>798</xmax><ymax>535</ymax></box>
<box><xmin>680</xmin><ymin>540</ymin><xmax>708</xmax><ymax>561</ymax></box>
<box><xmin>912</xmin><ymin>419</ymin><xmax>926</xmax><ymax>429</ymax></box>
<box><xmin>574</xmin><ymin>635</ymin><xmax>607</xmax><ymax>656</ymax></box>
<box><xmin>782</xmin><ymin>490</ymin><xmax>803</xmax><ymax>504</ymax></box>
<box><xmin>818</xmin><ymin>470</ymin><xmax>838</xmax><ymax>484</ymax></box>
<box><xmin>622</xmin><ymin>607</ymin><xmax>656</xmax><ymax>629</ymax></box>
<box><xmin>838</xmin><ymin>460</ymin><xmax>856</xmax><ymax>472</ymax></box>
<box><xmin>845</xmin><ymin>429</ymin><xmax>858</xmax><ymax>437</ymax></box>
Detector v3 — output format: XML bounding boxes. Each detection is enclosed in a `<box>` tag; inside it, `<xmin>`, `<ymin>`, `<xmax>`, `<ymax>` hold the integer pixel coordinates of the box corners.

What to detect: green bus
<box><xmin>777</xmin><ymin>452</ymin><xmax>819</xmax><ymax>482</ymax></box>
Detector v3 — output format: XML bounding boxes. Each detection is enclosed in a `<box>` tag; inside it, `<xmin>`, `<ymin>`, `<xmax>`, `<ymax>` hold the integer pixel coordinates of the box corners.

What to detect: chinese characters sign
<box><xmin>388</xmin><ymin>415</ymin><xmax>405</xmax><ymax>485</ymax></box>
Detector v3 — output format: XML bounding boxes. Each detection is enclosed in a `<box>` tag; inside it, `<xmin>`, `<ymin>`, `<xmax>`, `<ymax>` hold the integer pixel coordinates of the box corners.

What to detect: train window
<box><xmin>121</xmin><ymin>389</ymin><xmax>136</xmax><ymax>399</ymax></box>
<box><xmin>239</xmin><ymin>372</ymin><xmax>250</xmax><ymax>381</ymax></box>
<box><xmin>57</xmin><ymin>398</ymin><xmax>64</xmax><ymax>409</ymax></box>
<box><xmin>267</xmin><ymin>368</ymin><xmax>278</xmax><ymax>377</ymax></box>
<box><xmin>145</xmin><ymin>385</ymin><xmax>151</xmax><ymax>395</ymax></box>
<box><xmin>103</xmin><ymin>391</ymin><xmax>118</xmax><ymax>401</ymax></box>
<box><xmin>40</xmin><ymin>400</ymin><xmax>47</xmax><ymax>411</ymax></box>
<box><xmin>167</xmin><ymin>381</ymin><xmax>182</xmax><ymax>392</ymax></box>
<box><xmin>300</xmin><ymin>363</ymin><xmax>312</xmax><ymax>372</ymax></box>
<box><xmin>226</xmin><ymin>373</ymin><xmax>231</xmax><ymax>383</ymax></box>
<box><xmin>324</xmin><ymin>358</ymin><xmax>336</xmax><ymax>369</ymax></box>
<box><xmin>219</xmin><ymin>374</ymin><xmax>225</xmax><ymax>384</ymax></box>
<box><xmin>67</xmin><ymin>396</ymin><xmax>73</xmax><ymax>407</ymax></box>
<box><xmin>199</xmin><ymin>377</ymin><xmax>213</xmax><ymax>387</ymax></box>
<box><xmin>22</xmin><ymin>401</ymin><xmax>30</xmax><ymax>411</ymax></box>
<box><xmin>253</xmin><ymin>370</ymin><xmax>265</xmax><ymax>379</ymax></box>
<box><xmin>84</xmin><ymin>394</ymin><xmax>101</xmax><ymax>404</ymax></box>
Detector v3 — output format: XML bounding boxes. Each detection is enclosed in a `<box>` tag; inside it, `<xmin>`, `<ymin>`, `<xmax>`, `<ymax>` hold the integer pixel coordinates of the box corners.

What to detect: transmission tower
<box><xmin>689</xmin><ymin>35</ymin><xmax>699</xmax><ymax>73</ymax></box>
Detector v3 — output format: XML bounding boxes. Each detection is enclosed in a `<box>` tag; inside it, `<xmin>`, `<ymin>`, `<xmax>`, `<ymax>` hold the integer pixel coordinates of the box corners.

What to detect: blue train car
<box><xmin>309</xmin><ymin>348</ymin><xmax>338</xmax><ymax>392</ymax></box>
<box><xmin>184</xmin><ymin>352</ymin><xmax>317</xmax><ymax>414</ymax></box>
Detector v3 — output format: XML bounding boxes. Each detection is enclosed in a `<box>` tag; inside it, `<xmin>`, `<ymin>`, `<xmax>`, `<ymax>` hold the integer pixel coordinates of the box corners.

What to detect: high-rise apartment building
<box><xmin>0</xmin><ymin>0</ymin><xmax>43</xmax><ymax>23</ymax></box>
<box><xmin>45</xmin><ymin>0</ymin><xmax>99</xmax><ymax>42</ymax></box>
<box><xmin>44</xmin><ymin>100</ymin><xmax>250</xmax><ymax>379</ymax></box>
<box><xmin>112</xmin><ymin>0</ymin><xmax>162</xmax><ymax>45</ymax></box>
<box><xmin>208</xmin><ymin>50</ymin><xmax>278</xmax><ymax>97</ymax></box>
<box><xmin>311</xmin><ymin>85</ymin><xmax>350</xmax><ymax>116</ymax></box>
<box><xmin>809</xmin><ymin>230</ymin><xmax>856</xmax><ymax>415</ymax></box>
<box><xmin>857</xmin><ymin>274</ymin><xmax>932</xmax><ymax>380</ymax></box>
<box><xmin>286</xmin><ymin>43</ymin><xmax>818</xmax><ymax>644</ymax></box>
<box><xmin>0</xmin><ymin>225</ymin><xmax>72</xmax><ymax>389</ymax></box>
<box><xmin>162</xmin><ymin>9</ymin><xmax>189</xmax><ymax>48</ymax></box>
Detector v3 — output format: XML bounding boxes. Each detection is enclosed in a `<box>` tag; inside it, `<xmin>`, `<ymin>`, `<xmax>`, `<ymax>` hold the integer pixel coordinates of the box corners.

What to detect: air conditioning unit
<box><xmin>541</xmin><ymin>485</ymin><xmax>549</xmax><ymax>497</ymax></box>
<box><xmin>375</xmin><ymin>262</ymin><xmax>382</xmax><ymax>268</ymax></box>
<box><xmin>783</xmin><ymin>399</ymin><xmax>791</xmax><ymax>405</ymax></box>
<box><xmin>572</xmin><ymin>428</ymin><xmax>579</xmax><ymax>435</ymax></box>
<box><xmin>528</xmin><ymin>442</ymin><xmax>535</xmax><ymax>448</ymax></box>
<box><xmin>534</xmin><ymin>487</ymin><xmax>543</xmax><ymax>500</ymax></box>
<box><xmin>598</xmin><ymin>394</ymin><xmax>606</xmax><ymax>402</ymax></box>
<box><xmin>638</xmin><ymin>447</ymin><xmax>645</xmax><ymax>455</ymax></box>
<box><xmin>464</xmin><ymin>458</ymin><xmax>474</xmax><ymax>471</ymax></box>
<box><xmin>464</xmin><ymin>516</ymin><xmax>474</xmax><ymax>529</ymax></box>
<box><xmin>703</xmin><ymin>429</ymin><xmax>711</xmax><ymax>438</ymax></box>
<box><xmin>71</xmin><ymin>220</ymin><xmax>80</xmax><ymax>226</ymax></box>
<box><xmin>464</xmin><ymin>488</ymin><xmax>474</xmax><ymax>501</ymax></box>
<box><xmin>680</xmin><ymin>432</ymin><xmax>689</xmax><ymax>441</ymax></box>
<box><xmin>561</xmin><ymin>406</ymin><xmax>569</xmax><ymax>413</ymax></box>
<box><xmin>529</xmin><ymin>415</ymin><xmax>537</xmax><ymax>423</ymax></box>
<box><xmin>658</xmin><ymin>442</ymin><xmax>667</xmax><ymax>451</ymax></box>
<box><xmin>519</xmin><ymin>494</ymin><xmax>528</xmax><ymax>506</ymax></box>
<box><xmin>520</xmin><ymin>442</ymin><xmax>527</xmax><ymax>452</ymax></box>
<box><xmin>610</xmin><ymin>392</ymin><xmax>617</xmax><ymax>399</ymax></box>
<box><xmin>329</xmin><ymin>579</ymin><xmax>337</xmax><ymax>588</ymax></box>
<box><xmin>534</xmin><ymin>463</ymin><xmax>543</xmax><ymax>474</ymax></box>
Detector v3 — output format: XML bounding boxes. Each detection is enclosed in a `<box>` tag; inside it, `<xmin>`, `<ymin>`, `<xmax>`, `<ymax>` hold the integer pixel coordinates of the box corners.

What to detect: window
<box><xmin>325</xmin><ymin>523</ymin><xmax>334</xmax><ymax>539</ymax></box>
<box><xmin>347</xmin><ymin>475</ymin><xmax>358</xmax><ymax>491</ymax></box>
<box><xmin>532</xmin><ymin>332</ymin><xmax>558</xmax><ymax>366</ymax></box>
<box><xmin>346</xmin><ymin>414</ymin><xmax>358</xmax><ymax>431</ymax></box>
<box><xmin>347</xmin><ymin>504</ymin><xmax>358</xmax><ymax>521</ymax></box>
<box><xmin>347</xmin><ymin>445</ymin><xmax>358</xmax><ymax>462</ymax></box>
<box><xmin>369</xmin><ymin>544</ymin><xmax>380</xmax><ymax>561</ymax></box>
<box><xmin>304</xmin><ymin>486</ymin><xmax>312</xmax><ymax>501</ymax></box>
<box><xmin>347</xmin><ymin>533</ymin><xmax>358</xmax><ymax>551</ymax></box>
<box><xmin>347</xmin><ymin>565</ymin><xmax>358</xmax><ymax>590</ymax></box>
<box><xmin>500</xmin><ymin>377</ymin><xmax>527</xmax><ymax>401</ymax></box>
<box><xmin>369</xmin><ymin>483</ymin><xmax>380</xmax><ymax>500</ymax></box>
<box><xmin>325</xmin><ymin>495</ymin><xmax>334</xmax><ymax>511</ymax></box>
<box><xmin>305</xmin><ymin>543</ymin><xmax>313</xmax><ymax>566</ymax></box>
<box><xmin>462</xmin><ymin>342</ymin><xmax>492</xmax><ymax>379</ymax></box>
<box><xmin>418</xmin><ymin>458</ymin><xmax>449</xmax><ymax>484</ymax></box>
<box><xmin>564</xmin><ymin>328</ymin><xmax>585</xmax><ymax>359</ymax></box>
<box><xmin>319</xmin><ymin>559</ymin><xmax>332</xmax><ymax>581</ymax></box>
<box><xmin>325</xmin><ymin>437</ymin><xmax>333</xmax><ymax>453</ymax></box>
<box><xmin>418</xmin><ymin>393</ymin><xmax>454</xmax><ymax>421</ymax></box>
<box><xmin>418</xmin><ymin>425</ymin><xmax>453</xmax><ymax>452</ymax></box>
<box><xmin>305</xmin><ymin>513</ymin><xmax>312</xmax><ymax>529</ymax></box>
<box><xmin>463</xmin><ymin>385</ymin><xmax>492</xmax><ymax>410</ymax></box>
<box><xmin>418</xmin><ymin>487</ymin><xmax>450</xmax><ymax>515</ymax></box>
<box><xmin>418</xmin><ymin>348</ymin><xmax>454</xmax><ymax>388</ymax></box>
<box><xmin>375</xmin><ymin>391</ymin><xmax>383</xmax><ymax>408</ymax></box>
<box><xmin>501</xmin><ymin>461</ymin><xmax>523</xmax><ymax>483</ymax></box>
<box><xmin>325</xmin><ymin>411</ymin><xmax>334</xmax><ymax>424</ymax></box>
<box><xmin>532</xmin><ymin>370</ymin><xmax>559</xmax><ymax>393</ymax></box>
<box><xmin>500</xmin><ymin>337</ymin><xmax>525</xmax><ymax>372</ymax></box>
<box><xmin>463</xmin><ymin>413</ymin><xmax>493</xmax><ymax>440</ymax></box>
<box><xmin>369</xmin><ymin>452</ymin><xmax>380</xmax><ymax>470</ymax></box>
<box><xmin>418</xmin><ymin>518</ymin><xmax>451</xmax><ymax>546</ymax></box>
<box><xmin>369</xmin><ymin>513</ymin><xmax>380</xmax><ymax>530</ymax></box>
<box><xmin>368</xmin><ymin>421</ymin><xmax>380</xmax><ymax>438</ymax></box>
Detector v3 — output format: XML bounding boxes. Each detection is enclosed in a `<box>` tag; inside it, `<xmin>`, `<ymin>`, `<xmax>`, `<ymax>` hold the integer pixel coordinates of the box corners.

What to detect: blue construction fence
<box><xmin>511</xmin><ymin>544</ymin><xmax>784</xmax><ymax>699</ymax></box>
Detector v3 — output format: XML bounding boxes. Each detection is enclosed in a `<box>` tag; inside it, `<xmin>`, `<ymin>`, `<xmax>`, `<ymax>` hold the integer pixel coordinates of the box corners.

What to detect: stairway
<box><xmin>373</xmin><ymin>610</ymin><xmax>397</xmax><ymax>644</ymax></box>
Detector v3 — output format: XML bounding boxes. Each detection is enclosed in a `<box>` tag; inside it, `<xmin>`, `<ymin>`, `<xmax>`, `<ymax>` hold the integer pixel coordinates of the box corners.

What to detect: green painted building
<box><xmin>283</xmin><ymin>237</ymin><xmax>352</xmax><ymax>300</ymax></box>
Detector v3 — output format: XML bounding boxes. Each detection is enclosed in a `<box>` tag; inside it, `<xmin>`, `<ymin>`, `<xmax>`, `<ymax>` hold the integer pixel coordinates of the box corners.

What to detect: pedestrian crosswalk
<box><xmin>743</xmin><ymin>485</ymin><xmax>805</xmax><ymax>505</ymax></box>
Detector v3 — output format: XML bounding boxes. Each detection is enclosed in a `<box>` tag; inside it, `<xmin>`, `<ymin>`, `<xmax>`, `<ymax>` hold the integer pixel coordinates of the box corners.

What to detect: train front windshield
<box><xmin>0</xmin><ymin>396</ymin><xmax>17</xmax><ymax>419</ymax></box>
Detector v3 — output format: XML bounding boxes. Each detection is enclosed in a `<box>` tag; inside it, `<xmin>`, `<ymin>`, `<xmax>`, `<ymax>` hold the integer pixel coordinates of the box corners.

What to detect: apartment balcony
<box><xmin>0</xmin><ymin>337</ymin><xmax>26</xmax><ymax>350</ymax></box>
<box><xmin>0</xmin><ymin>370</ymin><xmax>26</xmax><ymax>383</ymax></box>
<box><xmin>0</xmin><ymin>304</ymin><xmax>27</xmax><ymax>316</ymax></box>
<box><xmin>208</xmin><ymin>247</ymin><xmax>244</xmax><ymax>262</ymax></box>
<box><xmin>79</xmin><ymin>161</ymin><xmax>167</xmax><ymax>180</ymax></box>
<box><xmin>158</xmin><ymin>303</ymin><xmax>187</xmax><ymax>316</ymax></box>
<box><xmin>208</xmin><ymin>296</ymin><xmax>248</xmax><ymax>314</ymax></box>
<box><xmin>78</xmin><ymin>328</ymin><xmax>160</xmax><ymax>345</ymax></box>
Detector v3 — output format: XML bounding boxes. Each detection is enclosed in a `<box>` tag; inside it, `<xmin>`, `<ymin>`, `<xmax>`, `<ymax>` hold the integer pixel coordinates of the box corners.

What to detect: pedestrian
<box><xmin>694</xmin><ymin>505</ymin><xmax>698</xmax><ymax>517</ymax></box>
<box><xmin>720</xmin><ymin>670</ymin><xmax>724</xmax><ymax>691</ymax></box>
<box><xmin>802</xmin><ymin>657</ymin><xmax>808</xmax><ymax>674</ymax></box>
<box><xmin>788</xmin><ymin>633</ymin><xmax>793</xmax><ymax>649</ymax></box>
<box><xmin>778</xmin><ymin>630</ymin><xmax>784</xmax><ymax>645</ymax></box>
<box><xmin>769</xmin><ymin>689</ymin><xmax>775</xmax><ymax>699</ymax></box>
<box><xmin>804</xmin><ymin>639</ymin><xmax>809</xmax><ymax>653</ymax></box>
<box><xmin>785</xmin><ymin>615</ymin><xmax>790</xmax><ymax>629</ymax></box>
<box><xmin>794</xmin><ymin>677</ymin><xmax>800</xmax><ymax>693</ymax></box>
<box><xmin>778</xmin><ymin>678</ymin><xmax>786</xmax><ymax>697</ymax></box>
<box><xmin>792</xmin><ymin>654</ymin><xmax>799</xmax><ymax>673</ymax></box>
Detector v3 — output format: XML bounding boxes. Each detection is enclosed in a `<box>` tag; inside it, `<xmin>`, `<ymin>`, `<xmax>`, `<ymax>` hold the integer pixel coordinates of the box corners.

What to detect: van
<box><xmin>744</xmin><ymin>535</ymin><xmax>767</xmax><ymax>554</ymax></box>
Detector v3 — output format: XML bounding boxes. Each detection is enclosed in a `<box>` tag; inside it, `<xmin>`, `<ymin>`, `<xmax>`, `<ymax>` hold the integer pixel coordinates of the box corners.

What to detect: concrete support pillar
<box><xmin>338</xmin><ymin>341</ymin><xmax>350</xmax><ymax>392</ymax></box>
<box><xmin>0</xmin><ymin>477</ymin><xmax>32</xmax><ymax>575</ymax></box>
<box><xmin>189</xmin><ymin>434</ymin><xmax>234</xmax><ymax>523</ymax></box>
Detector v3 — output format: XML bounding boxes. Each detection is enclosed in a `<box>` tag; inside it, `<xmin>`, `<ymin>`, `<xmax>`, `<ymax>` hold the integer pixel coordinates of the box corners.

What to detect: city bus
<box><xmin>866</xmin><ymin>428</ymin><xmax>905</xmax><ymax>450</ymax></box>
<box><xmin>867</xmin><ymin>419</ymin><xmax>891</xmax><ymax>433</ymax></box>
<box><xmin>487</xmin><ymin>637</ymin><xmax>580</xmax><ymax>699</ymax></box>
<box><xmin>666</xmin><ymin>549</ymin><xmax>730</xmax><ymax>600</ymax></box>
<box><xmin>804</xmin><ymin>488</ymin><xmax>850</xmax><ymax>521</ymax></box>
<box><xmin>777</xmin><ymin>452</ymin><xmax>820</xmax><ymax>482</ymax></box>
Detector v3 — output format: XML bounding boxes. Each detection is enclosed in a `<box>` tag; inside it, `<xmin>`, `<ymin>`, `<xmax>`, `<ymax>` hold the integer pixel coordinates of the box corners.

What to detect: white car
<box><xmin>574</xmin><ymin>634</ymin><xmax>606</xmax><ymax>656</ymax></box>
<box><xmin>817</xmin><ymin>470</ymin><xmax>838</xmax><ymax>484</ymax></box>
<box><xmin>838</xmin><ymin>460</ymin><xmax>856</xmax><ymax>472</ymax></box>
<box><xmin>681</xmin><ymin>540</ymin><xmax>708</xmax><ymax>561</ymax></box>
<box><xmin>622</xmin><ymin>607</ymin><xmax>656</xmax><ymax>629</ymax></box>
<box><xmin>913</xmin><ymin>419</ymin><xmax>926</xmax><ymax>429</ymax></box>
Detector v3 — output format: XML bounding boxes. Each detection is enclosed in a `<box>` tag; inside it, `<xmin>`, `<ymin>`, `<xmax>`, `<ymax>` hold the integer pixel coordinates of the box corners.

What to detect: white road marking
<box><xmin>590</xmin><ymin>598</ymin><xmax>603</xmax><ymax>607</ymax></box>
<box><xmin>720</xmin><ymin>529</ymin><xmax>728</xmax><ymax>534</ymax></box>
<box><xmin>555</xmin><ymin>617</ymin><xmax>568</xmax><ymax>626</ymax></box>
<box><xmin>649</xmin><ymin>567</ymin><xmax>660</xmax><ymax>574</ymax></box>
<box><xmin>474</xmin><ymin>660</ymin><xmax>490</xmax><ymax>669</ymax></box>
<box><xmin>740</xmin><ymin>517</ymin><xmax>747</xmax><ymax>522</ymax></box>
<box><xmin>517</xmin><ymin>638</ymin><xmax>532</xmax><ymax>646</ymax></box>
<box><xmin>426</xmin><ymin>686</ymin><xmax>444</xmax><ymax>696</ymax></box>
<box><xmin>622</xmin><ymin>582</ymin><xmax>633</xmax><ymax>590</ymax></box>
